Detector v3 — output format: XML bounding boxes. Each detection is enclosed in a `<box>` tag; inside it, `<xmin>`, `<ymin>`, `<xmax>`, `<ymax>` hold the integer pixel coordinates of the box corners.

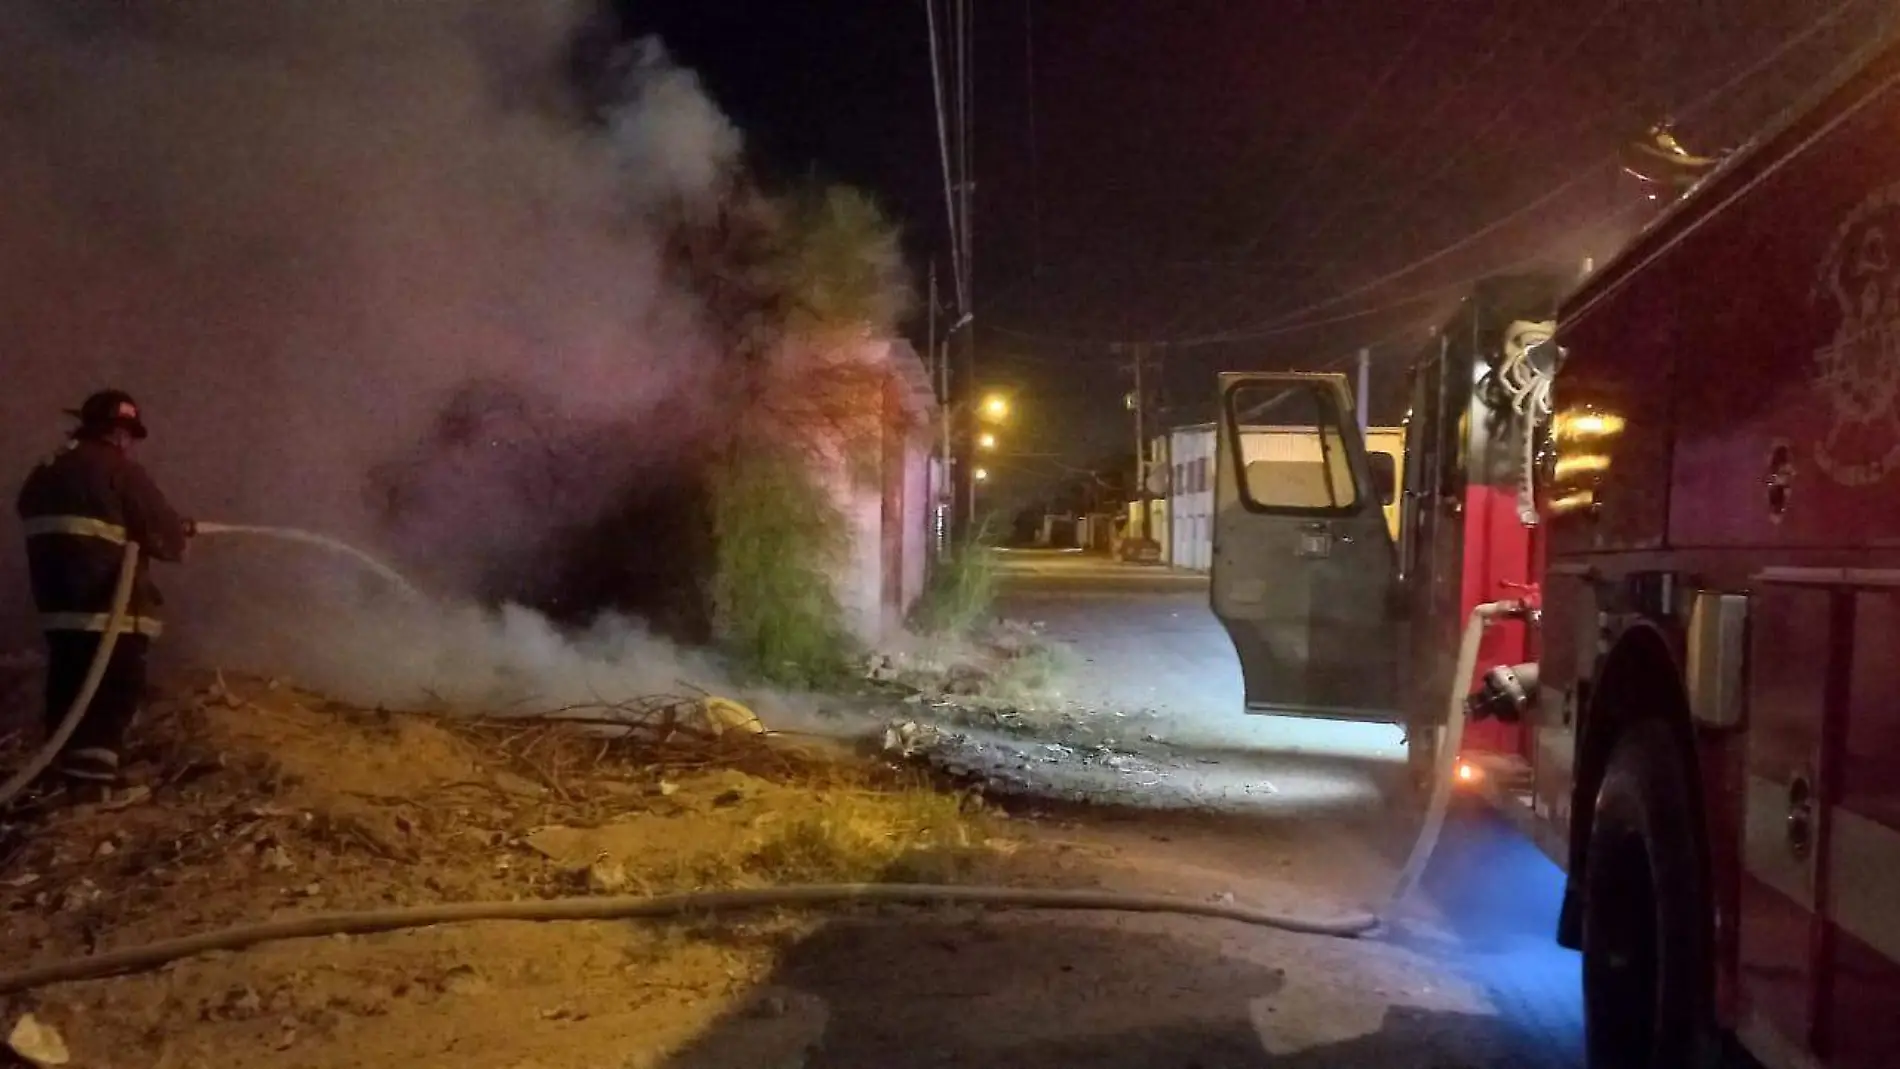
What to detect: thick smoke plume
<box><xmin>0</xmin><ymin>1</ymin><xmax>789</xmax><ymax>711</ymax></box>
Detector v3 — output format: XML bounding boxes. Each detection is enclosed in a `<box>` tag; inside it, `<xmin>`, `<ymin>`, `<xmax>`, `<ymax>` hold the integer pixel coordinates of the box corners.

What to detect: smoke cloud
<box><xmin>0</xmin><ymin>1</ymin><xmax>775</xmax><ymax>710</ymax></box>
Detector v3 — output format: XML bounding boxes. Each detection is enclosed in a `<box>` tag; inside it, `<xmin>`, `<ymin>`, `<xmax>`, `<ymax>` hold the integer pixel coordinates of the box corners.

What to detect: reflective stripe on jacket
<box><xmin>20</xmin><ymin>515</ymin><xmax>130</xmax><ymax>544</ymax></box>
<box><xmin>16</xmin><ymin>439</ymin><xmax>189</xmax><ymax>635</ymax></box>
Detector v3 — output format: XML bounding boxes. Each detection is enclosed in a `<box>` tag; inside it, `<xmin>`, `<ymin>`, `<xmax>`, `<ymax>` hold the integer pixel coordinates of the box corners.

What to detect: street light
<box><xmin>981</xmin><ymin>394</ymin><xmax>1009</xmax><ymax>421</ymax></box>
<box><xmin>978</xmin><ymin>431</ymin><xmax>997</xmax><ymax>451</ymax></box>
<box><xmin>974</xmin><ymin>467</ymin><xmax>990</xmax><ymax>482</ymax></box>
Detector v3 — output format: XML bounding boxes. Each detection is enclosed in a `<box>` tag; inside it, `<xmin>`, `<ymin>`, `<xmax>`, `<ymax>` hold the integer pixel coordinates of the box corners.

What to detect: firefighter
<box><xmin>15</xmin><ymin>390</ymin><xmax>193</xmax><ymax>785</ymax></box>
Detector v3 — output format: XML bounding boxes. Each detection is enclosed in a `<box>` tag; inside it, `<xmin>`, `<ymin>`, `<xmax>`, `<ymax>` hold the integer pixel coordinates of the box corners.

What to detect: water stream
<box><xmin>193</xmin><ymin>522</ymin><xmax>422</xmax><ymax>599</ymax></box>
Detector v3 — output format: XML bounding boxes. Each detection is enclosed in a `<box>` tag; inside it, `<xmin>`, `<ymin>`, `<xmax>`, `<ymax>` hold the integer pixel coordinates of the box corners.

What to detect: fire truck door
<box><xmin>1211</xmin><ymin>372</ymin><xmax>1403</xmax><ymax>720</ymax></box>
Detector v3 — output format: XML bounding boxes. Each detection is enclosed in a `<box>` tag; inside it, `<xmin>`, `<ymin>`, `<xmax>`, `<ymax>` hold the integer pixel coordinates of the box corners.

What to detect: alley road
<box><xmin>983</xmin><ymin>549</ymin><xmax>1584</xmax><ymax>1068</ymax></box>
<box><xmin>993</xmin><ymin>547</ymin><xmax>1410</xmax><ymax>756</ymax></box>
<box><xmin>698</xmin><ymin>550</ymin><xmax>1585</xmax><ymax>1067</ymax></box>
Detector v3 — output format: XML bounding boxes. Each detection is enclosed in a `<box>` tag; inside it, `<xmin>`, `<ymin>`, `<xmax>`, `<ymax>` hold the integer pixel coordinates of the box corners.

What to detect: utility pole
<box><xmin>960</xmin><ymin>321</ymin><xmax>976</xmax><ymax>533</ymax></box>
<box><xmin>1355</xmin><ymin>347</ymin><xmax>1371</xmax><ymax>436</ymax></box>
<box><xmin>1132</xmin><ymin>342</ymin><xmax>1150</xmax><ymax>542</ymax></box>
<box><xmin>928</xmin><ymin>263</ymin><xmax>950</xmax><ymax>558</ymax></box>
<box><xmin>928</xmin><ymin>0</ymin><xmax>977</xmax><ymax>543</ymax></box>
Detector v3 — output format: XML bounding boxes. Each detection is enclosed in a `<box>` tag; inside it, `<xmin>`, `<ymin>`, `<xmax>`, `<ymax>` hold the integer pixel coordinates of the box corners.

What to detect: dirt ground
<box><xmin>1</xmin><ymin>605</ymin><xmax>1576</xmax><ymax>1068</ymax></box>
<box><xmin>0</xmin><ymin>674</ymin><xmax>1052</xmax><ymax>1069</ymax></box>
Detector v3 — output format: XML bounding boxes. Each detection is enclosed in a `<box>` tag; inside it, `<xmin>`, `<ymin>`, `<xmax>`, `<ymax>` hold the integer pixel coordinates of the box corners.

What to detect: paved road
<box><xmin>987</xmin><ymin>549</ymin><xmax>1584</xmax><ymax>1066</ymax></box>
<box><xmin>671</xmin><ymin>550</ymin><xmax>1586</xmax><ymax>1067</ymax></box>
<box><xmin>992</xmin><ymin>548</ymin><xmax>1409</xmax><ymax>756</ymax></box>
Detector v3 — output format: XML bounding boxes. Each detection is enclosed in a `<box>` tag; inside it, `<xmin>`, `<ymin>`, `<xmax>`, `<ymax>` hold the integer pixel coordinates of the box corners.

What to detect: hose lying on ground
<box><xmin>0</xmin><ymin>525</ymin><xmax>1512</xmax><ymax>992</ymax></box>
<box><xmin>0</xmin><ymin>883</ymin><xmax>1379</xmax><ymax>994</ymax></box>
<box><xmin>0</xmin><ymin>542</ymin><xmax>138</xmax><ymax>809</ymax></box>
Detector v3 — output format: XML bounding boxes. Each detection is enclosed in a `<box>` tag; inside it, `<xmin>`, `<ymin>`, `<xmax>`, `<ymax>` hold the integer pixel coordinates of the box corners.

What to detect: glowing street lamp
<box><xmin>974</xmin><ymin>467</ymin><xmax>990</xmax><ymax>482</ymax></box>
<box><xmin>978</xmin><ymin>431</ymin><xmax>998</xmax><ymax>451</ymax></box>
<box><xmin>981</xmin><ymin>394</ymin><xmax>1010</xmax><ymax>421</ymax></box>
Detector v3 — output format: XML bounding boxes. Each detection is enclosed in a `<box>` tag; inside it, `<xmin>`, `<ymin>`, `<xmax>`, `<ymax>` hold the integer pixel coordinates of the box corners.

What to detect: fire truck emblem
<box><xmin>1812</xmin><ymin>183</ymin><xmax>1900</xmax><ymax>486</ymax></box>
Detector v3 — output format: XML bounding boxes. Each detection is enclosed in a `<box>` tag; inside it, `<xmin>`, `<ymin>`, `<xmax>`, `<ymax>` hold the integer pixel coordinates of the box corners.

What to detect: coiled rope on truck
<box><xmin>1493</xmin><ymin>321</ymin><xmax>1556</xmax><ymax>526</ymax></box>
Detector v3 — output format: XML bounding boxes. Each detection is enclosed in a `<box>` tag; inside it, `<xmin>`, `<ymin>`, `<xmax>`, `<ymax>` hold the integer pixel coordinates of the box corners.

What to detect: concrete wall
<box><xmin>825</xmin><ymin>337</ymin><xmax>937</xmax><ymax>645</ymax></box>
<box><xmin>1168</xmin><ymin>425</ymin><xmax>1216</xmax><ymax>572</ymax></box>
<box><xmin>830</xmin><ymin>450</ymin><xmax>887</xmax><ymax>643</ymax></box>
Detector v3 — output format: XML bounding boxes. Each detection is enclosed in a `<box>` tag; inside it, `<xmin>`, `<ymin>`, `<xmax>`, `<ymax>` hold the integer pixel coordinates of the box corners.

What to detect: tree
<box><xmin>657</xmin><ymin>176</ymin><xmax>919</xmax><ymax>683</ymax></box>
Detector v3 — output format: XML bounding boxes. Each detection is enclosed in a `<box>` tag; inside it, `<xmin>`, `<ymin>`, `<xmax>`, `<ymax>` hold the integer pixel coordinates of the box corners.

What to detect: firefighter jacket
<box><xmin>15</xmin><ymin>439</ymin><xmax>190</xmax><ymax>637</ymax></box>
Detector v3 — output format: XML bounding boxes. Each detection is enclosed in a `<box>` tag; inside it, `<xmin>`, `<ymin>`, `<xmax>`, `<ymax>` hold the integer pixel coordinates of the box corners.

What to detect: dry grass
<box><xmin>0</xmin><ymin>672</ymin><xmax>1030</xmax><ymax>1069</ymax></box>
<box><xmin>744</xmin><ymin>787</ymin><xmax>983</xmax><ymax>886</ymax></box>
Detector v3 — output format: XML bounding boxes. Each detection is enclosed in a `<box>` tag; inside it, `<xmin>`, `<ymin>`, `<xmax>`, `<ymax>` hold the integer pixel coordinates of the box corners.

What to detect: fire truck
<box><xmin>1211</xmin><ymin>36</ymin><xmax>1900</xmax><ymax>1069</ymax></box>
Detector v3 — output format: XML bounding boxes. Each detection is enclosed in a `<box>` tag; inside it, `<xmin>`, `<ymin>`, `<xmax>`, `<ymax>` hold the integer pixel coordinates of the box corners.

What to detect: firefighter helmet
<box><xmin>65</xmin><ymin>389</ymin><xmax>149</xmax><ymax>440</ymax></box>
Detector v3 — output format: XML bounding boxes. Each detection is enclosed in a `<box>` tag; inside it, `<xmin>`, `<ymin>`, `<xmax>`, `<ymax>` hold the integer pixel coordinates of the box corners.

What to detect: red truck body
<box><xmin>1212</xmin><ymin>35</ymin><xmax>1900</xmax><ymax>1069</ymax></box>
<box><xmin>1533</xmin><ymin>35</ymin><xmax>1900</xmax><ymax>1066</ymax></box>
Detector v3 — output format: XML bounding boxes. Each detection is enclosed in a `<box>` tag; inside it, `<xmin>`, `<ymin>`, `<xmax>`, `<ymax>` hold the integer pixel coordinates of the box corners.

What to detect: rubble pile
<box><xmin>855</xmin><ymin>624</ymin><xmax>1196</xmax><ymax>806</ymax></box>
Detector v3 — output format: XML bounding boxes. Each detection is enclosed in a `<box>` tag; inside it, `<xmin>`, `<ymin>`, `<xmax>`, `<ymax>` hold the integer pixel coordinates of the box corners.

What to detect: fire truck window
<box><xmin>1227</xmin><ymin>382</ymin><xmax>1361</xmax><ymax>511</ymax></box>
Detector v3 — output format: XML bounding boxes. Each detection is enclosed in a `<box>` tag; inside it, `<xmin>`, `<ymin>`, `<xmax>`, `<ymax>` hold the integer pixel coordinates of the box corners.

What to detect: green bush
<box><xmin>910</xmin><ymin>537</ymin><xmax>998</xmax><ymax>637</ymax></box>
<box><xmin>709</xmin><ymin>446</ymin><xmax>859</xmax><ymax>687</ymax></box>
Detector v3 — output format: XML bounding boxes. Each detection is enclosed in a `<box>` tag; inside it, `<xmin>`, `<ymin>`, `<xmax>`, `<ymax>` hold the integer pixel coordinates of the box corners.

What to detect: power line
<box><xmin>1182</xmin><ymin>0</ymin><xmax>1874</xmax><ymax>347</ymax></box>
<box><xmin>984</xmin><ymin>196</ymin><xmax>1644</xmax><ymax>352</ymax></box>
<box><xmin>1154</xmin><ymin>1</ymin><xmax>1575</xmax><ymax>340</ymax></box>
<box><xmin>1024</xmin><ymin>0</ymin><xmax>1043</xmax><ymax>275</ymax></box>
<box><xmin>924</xmin><ymin>0</ymin><xmax>966</xmax><ymax>311</ymax></box>
<box><xmin>1300</xmin><ymin>0</ymin><xmax>1628</xmax><ymax>290</ymax></box>
<box><xmin>1230</xmin><ymin>6</ymin><xmax>1445</xmax><ymax>266</ymax></box>
<box><xmin>958</xmin><ymin>0</ymin><xmax>975</xmax><ymax>297</ymax></box>
<box><xmin>987</xmin><ymin>0</ymin><xmax>1872</xmax><ymax>359</ymax></box>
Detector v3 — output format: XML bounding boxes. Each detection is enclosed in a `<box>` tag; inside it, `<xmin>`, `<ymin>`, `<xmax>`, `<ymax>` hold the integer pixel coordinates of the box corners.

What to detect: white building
<box><xmin>1163</xmin><ymin>424</ymin><xmax>1217</xmax><ymax>571</ymax></box>
<box><xmin>1158</xmin><ymin>422</ymin><xmax>1405</xmax><ymax>572</ymax></box>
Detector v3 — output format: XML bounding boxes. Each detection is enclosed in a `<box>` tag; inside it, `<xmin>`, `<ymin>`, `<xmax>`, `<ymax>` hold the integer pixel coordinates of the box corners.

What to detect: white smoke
<box><xmin>0</xmin><ymin>1</ymin><xmax>798</xmax><ymax>716</ymax></box>
<box><xmin>605</xmin><ymin>38</ymin><xmax>745</xmax><ymax>215</ymax></box>
<box><xmin>205</xmin><ymin>584</ymin><xmax>724</xmax><ymax>712</ymax></box>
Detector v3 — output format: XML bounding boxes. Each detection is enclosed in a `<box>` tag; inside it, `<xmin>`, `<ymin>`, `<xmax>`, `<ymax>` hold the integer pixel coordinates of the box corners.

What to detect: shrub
<box><xmin>708</xmin><ymin>446</ymin><xmax>859</xmax><ymax>687</ymax></box>
<box><xmin>910</xmin><ymin>535</ymin><xmax>997</xmax><ymax>637</ymax></box>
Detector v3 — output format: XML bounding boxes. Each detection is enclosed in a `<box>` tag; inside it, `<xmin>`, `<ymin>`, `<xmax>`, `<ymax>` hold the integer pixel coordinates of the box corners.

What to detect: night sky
<box><xmin>625</xmin><ymin>0</ymin><xmax>1889</xmax><ymax>508</ymax></box>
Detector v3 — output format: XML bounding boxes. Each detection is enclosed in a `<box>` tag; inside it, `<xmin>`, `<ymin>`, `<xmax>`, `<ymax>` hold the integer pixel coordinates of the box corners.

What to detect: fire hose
<box><xmin>0</xmin><ymin>542</ymin><xmax>139</xmax><ymax>809</ymax></box>
<box><xmin>0</xmin><ymin>524</ymin><xmax>418</xmax><ymax>810</ymax></box>
<box><xmin>0</xmin><ymin>527</ymin><xmax>1512</xmax><ymax>993</ymax></box>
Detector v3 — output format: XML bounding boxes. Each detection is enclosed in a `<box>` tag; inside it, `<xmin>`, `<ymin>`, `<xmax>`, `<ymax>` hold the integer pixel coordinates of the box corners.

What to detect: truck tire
<box><xmin>1582</xmin><ymin>718</ymin><xmax>1712</xmax><ymax>1069</ymax></box>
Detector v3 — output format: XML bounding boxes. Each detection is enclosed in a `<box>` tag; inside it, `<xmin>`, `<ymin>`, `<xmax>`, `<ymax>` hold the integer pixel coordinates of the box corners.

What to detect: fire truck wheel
<box><xmin>1582</xmin><ymin>719</ymin><xmax>1711</xmax><ymax>1069</ymax></box>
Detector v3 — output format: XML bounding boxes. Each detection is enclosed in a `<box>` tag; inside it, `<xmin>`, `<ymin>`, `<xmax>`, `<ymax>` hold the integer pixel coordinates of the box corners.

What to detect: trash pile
<box><xmin>859</xmin><ymin>622</ymin><xmax>1129</xmax><ymax>736</ymax></box>
<box><xmin>853</xmin><ymin>624</ymin><xmax>1196</xmax><ymax>806</ymax></box>
<box><xmin>879</xmin><ymin>714</ymin><xmax>1186</xmax><ymax>806</ymax></box>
